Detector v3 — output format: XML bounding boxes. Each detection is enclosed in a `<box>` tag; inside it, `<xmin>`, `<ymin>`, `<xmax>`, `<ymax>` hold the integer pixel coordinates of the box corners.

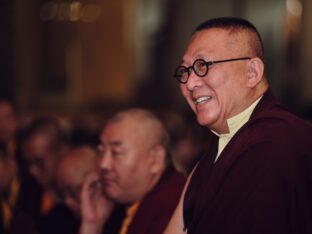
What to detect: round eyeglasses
<box><xmin>174</xmin><ymin>57</ymin><xmax>251</xmax><ymax>84</ymax></box>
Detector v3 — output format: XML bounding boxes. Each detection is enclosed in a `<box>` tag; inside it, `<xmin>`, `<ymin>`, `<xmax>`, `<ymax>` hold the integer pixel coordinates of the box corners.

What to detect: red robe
<box><xmin>127</xmin><ymin>166</ymin><xmax>185</xmax><ymax>234</ymax></box>
<box><xmin>184</xmin><ymin>89</ymin><xmax>312</xmax><ymax>234</ymax></box>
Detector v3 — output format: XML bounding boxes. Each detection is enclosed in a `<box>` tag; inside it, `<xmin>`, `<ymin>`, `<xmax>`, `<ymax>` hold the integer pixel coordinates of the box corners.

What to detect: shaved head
<box><xmin>108</xmin><ymin>108</ymin><xmax>170</xmax><ymax>160</ymax></box>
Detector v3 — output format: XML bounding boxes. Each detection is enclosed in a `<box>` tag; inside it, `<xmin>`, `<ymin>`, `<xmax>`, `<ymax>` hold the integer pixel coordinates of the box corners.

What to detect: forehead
<box><xmin>183</xmin><ymin>28</ymin><xmax>246</xmax><ymax>62</ymax></box>
<box><xmin>27</xmin><ymin>133</ymin><xmax>49</xmax><ymax>148</ymax></box>
<box><xmin>100</xmin><ymin>118</ymin><xmax>141</xmax><ymax>144</ymax></box>
<box><xmin>23</xmin><ymin>133</ymin><xmax>51</xmax><ymax>158</ymax></box>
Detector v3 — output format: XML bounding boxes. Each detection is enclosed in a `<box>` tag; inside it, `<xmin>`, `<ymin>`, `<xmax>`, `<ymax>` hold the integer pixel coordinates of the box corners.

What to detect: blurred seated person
<box><xmin>0</xmin><ymin>142</ymin><xmax>41</xmax><ymax>234</ymax></box>
<box><xmin>157</xmin><ymin>109</ymin><xmax>210</xmax><ymax>176</ymax></box>
<box><xmin>19</xmin><ymin>115</ymin><xmax>79</xmax><ymax>234</ymax></box>
<box><xmin>80</xmin><ymin>108</ymin><xmax>185</xmax><ymax>234</ymax></box>
<box><xmin>0</xmin><ymin>101</ymin><xmax>43</xmax><ymax>199</ymax></box>
<box><xmin>56</xmin><ymin>144</ymin><xmax>125</xmax><ymax>233</ymax></box>
<box><xmin>56</xmin><ymin>144</ymin><xmax>98</xmax><ymax>218</ymax></box>
<box><xmin>172</xmin><ymin>121</ymin><xmax>210</xmax><ymax>176</ymax></box>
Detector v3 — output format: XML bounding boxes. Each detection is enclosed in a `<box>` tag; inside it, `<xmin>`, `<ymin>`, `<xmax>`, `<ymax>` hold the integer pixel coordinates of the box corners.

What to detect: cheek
<box><xmin>113</xmin><ymin>161</ymin><xmax>135</xmax><ymax>185</ymax></box>
<box><xmin>217</xmin><ymin>81</ymin><xmax>238</xmax><ymax>104</ymax></box>
<box><xmin>115</xmin><ymin>160</ymin><xmax>145</xmax><ymax>188</ymax></box>
<box><xmin>180</xmin><ymin>85</ymin><xmax>189</xmax><ymax>99</ymax></box>
<box><xmin>180</xmin><ymin>85</ymin><xmax>195</xmax><ymax>107</ymax></box>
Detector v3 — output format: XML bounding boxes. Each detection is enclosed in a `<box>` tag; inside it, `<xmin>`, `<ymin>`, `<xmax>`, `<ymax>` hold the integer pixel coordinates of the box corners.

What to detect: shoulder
<box><xmin>240</xmin><ymin>104</ymin><xmax>312</xmax><ymax>149</ymax></box>
<box><xmin>127</xmin><ymin>169</ymin><xmax>185</xmax><ymax>234</ymax></box>
<box><xmin>247</xmin><ymin>90</ymin><xmax>312</xmax><ymax>143</ymax></box>
<box><xmin>136</xmin><ymin>168</ymin><xmax>185</xmax><ymax>217</ymax></box>
<box><xmin>224</xmin><ymin>105</ymin><xmax>312</xmax><ymax>176</ymax></box>
<box><xmin>145</xmin><ymin>168</ymin><xmax>185</xmax><ymax>206</ymax></box>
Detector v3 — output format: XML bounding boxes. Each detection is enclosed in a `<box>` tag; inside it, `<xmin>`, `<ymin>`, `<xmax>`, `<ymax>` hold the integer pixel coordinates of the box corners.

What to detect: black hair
<box><xmin>194</xmin><ymin>17</ymin><xmax>264</xmax><ymax>61</ymax></box>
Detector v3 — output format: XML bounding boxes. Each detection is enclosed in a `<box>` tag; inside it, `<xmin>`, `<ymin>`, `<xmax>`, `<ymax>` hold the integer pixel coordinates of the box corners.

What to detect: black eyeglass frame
<box><xmin>174</xmin><ymin>57</ymin><xmax>251</xmax><ymax>84</ymax></box>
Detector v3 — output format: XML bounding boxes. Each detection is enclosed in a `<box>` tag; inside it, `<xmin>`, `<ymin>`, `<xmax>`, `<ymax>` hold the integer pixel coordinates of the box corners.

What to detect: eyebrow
<box><xmin>108</xmin><ymin>140</ymin><xmax>122</xmax><ymax>147</ymax></box>
<box><xmin>180</xmin><ymin>54</ymin><xmax>207</xmax><ymax>66</ymax></box>
<box><xmin>98</xmin><ymin>140</ymin><xmax>122</xmax><ymax>151</ymax></box>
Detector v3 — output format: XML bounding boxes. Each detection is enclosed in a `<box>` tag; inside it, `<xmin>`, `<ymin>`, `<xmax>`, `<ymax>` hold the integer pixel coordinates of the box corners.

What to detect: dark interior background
<box><xmin>1</xmin><ymin>0</ymin><xmax>311</xmax><ymax>121</ymax></box>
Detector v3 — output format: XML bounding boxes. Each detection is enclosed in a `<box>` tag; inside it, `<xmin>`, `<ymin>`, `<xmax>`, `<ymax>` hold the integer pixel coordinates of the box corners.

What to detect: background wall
<box><xmin>0</xmin><ymin>0</ymin><xmax>311</xmax><ymax>120</ymax></box>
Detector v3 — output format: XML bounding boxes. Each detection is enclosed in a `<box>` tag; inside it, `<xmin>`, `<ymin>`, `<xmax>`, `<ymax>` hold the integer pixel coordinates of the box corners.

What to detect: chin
<box><xmin>104</xmin><ymin>188</ymin><xmax>119</xmax><ymax>201</ymax></box>
<box><xmin>196</xmin><ymin>113</ymin><xmax>210</xmax><ymax>126</ymax></box>
<box><xmin>196</xmin><ymin>114</ymin><xmax>212</xmax><ymax>127</ymax></box>
<box><xmin>196</xmin><ymin>118</ymin><xmax>207</xmax><ymax>126</ymax></box>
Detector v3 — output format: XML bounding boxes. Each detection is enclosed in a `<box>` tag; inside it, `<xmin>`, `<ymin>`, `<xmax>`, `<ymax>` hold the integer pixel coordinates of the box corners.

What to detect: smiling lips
<box><xmin>195</xmin><ymin>96</ymin><xmax>212</xmax><ymax>105</ymax></box>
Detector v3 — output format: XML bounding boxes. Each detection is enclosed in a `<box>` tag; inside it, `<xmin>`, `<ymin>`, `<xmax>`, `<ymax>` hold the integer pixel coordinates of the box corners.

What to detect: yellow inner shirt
<box><xmin>119</xmin><ymin>201</ymin><xmax>141</xmax><ymax>234</ymax></box>
<box><xmin>214</xmin><ymin>96</ymin><xmax>262</xmax><ymax>161</ymax></box>
<box><xmin>1</xmin><ymin>177</ymin><xmax>20</xmax><ymax>230</ymax></box>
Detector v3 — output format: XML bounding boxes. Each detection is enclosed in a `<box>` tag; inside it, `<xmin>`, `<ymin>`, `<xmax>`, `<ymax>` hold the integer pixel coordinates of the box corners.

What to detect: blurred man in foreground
<box><xmin>80</xmin><ymin>108</ymin><xmax>185</xmax><ymax>234</ymax></box>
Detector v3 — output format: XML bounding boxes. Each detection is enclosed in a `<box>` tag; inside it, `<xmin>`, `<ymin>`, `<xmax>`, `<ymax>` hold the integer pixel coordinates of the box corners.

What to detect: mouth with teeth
<box><xmin>195</xmin><ymin>96</ymin><xmax>212</xmax><ymax>105</ymax></box>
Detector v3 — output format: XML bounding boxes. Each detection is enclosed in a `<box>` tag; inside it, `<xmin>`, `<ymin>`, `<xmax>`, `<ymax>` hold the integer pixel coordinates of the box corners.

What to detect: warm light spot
<box><xmin>69</xmin><ymin>2</ymin><xmax>82</xmax><ymax>22</ymax></box>
<box><xmin>286</xmin><ymin>0</ymin><xmax>302</xmax><ymax>17</ymax></box>
<box><xmin>40</xmin><ymin>1</ymin><xmax>101</xmax><ymax>23</ymax></box>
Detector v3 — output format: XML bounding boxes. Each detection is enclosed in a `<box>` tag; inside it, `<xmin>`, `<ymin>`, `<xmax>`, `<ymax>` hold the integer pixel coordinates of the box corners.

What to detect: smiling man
<box><xmin>164</xmin><ymin>17</ymin><xmax>312</xmax><ymax>234</ymax></box>
<box><xmin>79</xmin><ymin>108</ymin><xmax>185</xmax><ymax>234</ymax></box>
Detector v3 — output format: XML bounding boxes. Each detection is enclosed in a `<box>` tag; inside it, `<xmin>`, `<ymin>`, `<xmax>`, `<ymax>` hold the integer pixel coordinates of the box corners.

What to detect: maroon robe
<box><xmin>184</xmin><ymin>89</ymin><xmax>312</xmax><ymax>234</ymax></box>
<box><xmin>127</xmin><ymin>166</ymin><xmax>185</xmax><ymax>234</ymax></box>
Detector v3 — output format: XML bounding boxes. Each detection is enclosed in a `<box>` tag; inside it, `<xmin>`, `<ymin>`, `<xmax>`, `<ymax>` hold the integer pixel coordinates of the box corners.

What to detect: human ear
<box><xmin>246</xmin><ymin>57</ymin><xmax>264</xmax><ymax>88</ymax></box>
<box><xmin>148</xmin><ymin>145</ymin><xmax>166</xmax><ymax>174</ymax></box>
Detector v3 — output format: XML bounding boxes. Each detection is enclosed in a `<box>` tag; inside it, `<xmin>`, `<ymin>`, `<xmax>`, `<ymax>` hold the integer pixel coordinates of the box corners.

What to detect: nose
<box><xmin>99</xmin><ymin>151</ymin><xmax>112</xmax><ymax>171</ymax></box>
<box><xmin>29</xmin><ymin>165</ymin><xmax>40</xmax><ymax>179</ymax></box>
<box><xmin>185</xmin><ymin>70</ymin><xmax>203</xmax><ymax>91</ymax></box>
